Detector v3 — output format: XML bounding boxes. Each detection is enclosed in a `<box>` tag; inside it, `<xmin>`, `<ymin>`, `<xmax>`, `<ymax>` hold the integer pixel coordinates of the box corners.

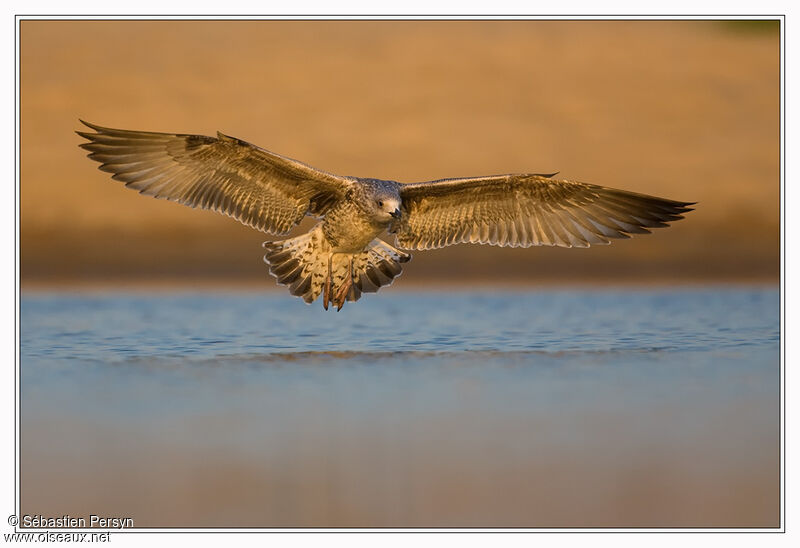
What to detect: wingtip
<box><xmin>76</xmin><ymin>120</ymin><xmax>104</xmax><ymax>139</ymax></box>
<box><xmin>78</xmin><ymin>119</ymin><xmax>99</xmax><ymax>130</ymax></box>
<box><xmin>77</xmin><ymin>119</ymin><xmax>124</xmax><ymax>134</ymax></box>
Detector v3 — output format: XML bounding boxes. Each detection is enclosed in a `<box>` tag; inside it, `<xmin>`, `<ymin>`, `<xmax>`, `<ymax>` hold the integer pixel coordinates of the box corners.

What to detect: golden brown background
<box><xmin>21</xmin><ymin>20</ymin><xmax>780</xmax><ymax>287</ymax></box>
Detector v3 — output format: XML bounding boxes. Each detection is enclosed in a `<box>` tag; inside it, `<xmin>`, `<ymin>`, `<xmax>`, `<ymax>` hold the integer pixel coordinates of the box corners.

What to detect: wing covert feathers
<box><xmin>395</xmin><ymin>174</ymin><xmax>694</xmax><ymax>250</ymax></box>
<box><xmin>77</xmin><ymin>120</ymin><xmax>352</xmax><ymax>235</ymax></box>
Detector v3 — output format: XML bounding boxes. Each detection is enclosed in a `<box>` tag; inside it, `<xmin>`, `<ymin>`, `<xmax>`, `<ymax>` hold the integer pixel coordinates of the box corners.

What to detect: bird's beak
<box><xmin>390</xmin><ymin>208</ymin><xmax>401</xmax><ymax>219</ymax></box>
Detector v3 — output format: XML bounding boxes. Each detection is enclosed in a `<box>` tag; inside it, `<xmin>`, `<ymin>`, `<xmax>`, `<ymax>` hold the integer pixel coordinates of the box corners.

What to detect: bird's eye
<box><xmin>378</xmin><ymin>200</ymin><xmax>383</xmax><ymax>208</ymax></box>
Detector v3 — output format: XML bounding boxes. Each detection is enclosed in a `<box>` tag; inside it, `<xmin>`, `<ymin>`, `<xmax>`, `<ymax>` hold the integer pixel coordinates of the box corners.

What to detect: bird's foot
<box><xmin>334</xmin><ymin>276</ymin><xmax>352</xmax><ymax>311</ymax></box>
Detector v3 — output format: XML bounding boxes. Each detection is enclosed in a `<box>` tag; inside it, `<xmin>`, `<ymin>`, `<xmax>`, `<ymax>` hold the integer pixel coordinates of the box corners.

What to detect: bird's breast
<box><xmin>322</xmin><ymin>201</ymin><xmax>387</xmax><ymax>253</ymax></box>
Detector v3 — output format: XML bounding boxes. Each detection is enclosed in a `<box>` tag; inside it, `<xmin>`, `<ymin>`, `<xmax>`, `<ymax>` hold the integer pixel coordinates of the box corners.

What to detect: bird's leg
<box><xmin>348</xmin><ymin>255</ymin><xmax>357</xmax><ymax>301</ymax></box>
<box><xmin>335</xmin><ymin>278</ymin><xmax>351</xmax><ymax>311</ymax></box>
<box><xmin>323</xmin><ymin>254</ymin><xmax>332</xmax><ymax>311</ymax></box>
<box><xmin>334</xmin><ymin>255</ymin><xmax>353</xmax><ymax>311</ymax></box>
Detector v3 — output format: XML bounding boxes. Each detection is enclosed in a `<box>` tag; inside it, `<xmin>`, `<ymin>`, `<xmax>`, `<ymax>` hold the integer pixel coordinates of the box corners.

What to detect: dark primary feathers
<box><xmin>76</xmin><ymin>120</ymin><xmax>354</xmax><ymax>235</ymax></box>
<box><xmin>395</xmin><ymin>175</ymin><xmax>694</xmax><ymax>250</ymax></box>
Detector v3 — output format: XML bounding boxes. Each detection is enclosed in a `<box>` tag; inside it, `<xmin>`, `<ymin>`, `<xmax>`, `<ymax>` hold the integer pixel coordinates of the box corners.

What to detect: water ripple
<box><xmin>20</xmin><ymin>287</ymin><xmax>779</xmax><ymax>367</ymax></box>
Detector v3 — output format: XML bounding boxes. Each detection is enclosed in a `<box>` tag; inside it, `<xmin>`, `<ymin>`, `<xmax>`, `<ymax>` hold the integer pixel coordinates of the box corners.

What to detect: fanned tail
<box><xmin>262</xmin><ymin>225</ymin><xmax>411</xmax><ymax>310</ymax></box>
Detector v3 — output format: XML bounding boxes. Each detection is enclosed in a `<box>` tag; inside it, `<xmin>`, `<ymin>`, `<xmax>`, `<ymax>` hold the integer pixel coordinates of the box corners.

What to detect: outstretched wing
<box><xmin>77</xmin><ymin>120</ymin><xmax>354</xmax><ymax>235</ymax></box>
<box><xmin>394</xmin><ymin>174</ymin><xmax>694</xmax><ymax>250</ymax></box>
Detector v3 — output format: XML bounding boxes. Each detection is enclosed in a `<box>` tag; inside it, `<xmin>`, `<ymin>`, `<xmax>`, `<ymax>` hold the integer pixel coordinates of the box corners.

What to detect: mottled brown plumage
<box><xmin>77</xmin><ymin>121</ymin><xmax>694</xmax><ymax>309</ymax></box>
<box><xmin>395</xmin><ymin>174</ymin><xmax>691</xmax><ymax>249</ymax></box>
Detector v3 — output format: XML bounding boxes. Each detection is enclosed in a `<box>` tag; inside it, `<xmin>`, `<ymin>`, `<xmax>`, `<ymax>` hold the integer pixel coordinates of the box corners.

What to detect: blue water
<box><xmin>21</xmin><ymin>287</ymin><xmax>778</xmax><ymax>361</ymax></box>
<box><xmin>19</xmin><ymin>287</ymin><xmax>780</xmax><ymax>527</ymax></box>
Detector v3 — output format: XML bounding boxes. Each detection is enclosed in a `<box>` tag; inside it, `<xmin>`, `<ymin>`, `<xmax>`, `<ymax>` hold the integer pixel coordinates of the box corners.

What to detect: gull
<box><xmin>77</xmin><ymin>120</ymin><xmax>694</xmax><ymax>310</ymax></box>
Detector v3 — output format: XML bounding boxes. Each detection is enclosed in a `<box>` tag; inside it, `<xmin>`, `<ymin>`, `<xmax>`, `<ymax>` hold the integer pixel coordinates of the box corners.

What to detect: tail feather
<box><xmin>352</xmin><ymin>240</ymin><xmax>408</xmax><ymax>295</ymax></box>
<box><xmin>263</xmin><ymin>225</ymin><xmax>411</xmax><ymax>309</ymax></box>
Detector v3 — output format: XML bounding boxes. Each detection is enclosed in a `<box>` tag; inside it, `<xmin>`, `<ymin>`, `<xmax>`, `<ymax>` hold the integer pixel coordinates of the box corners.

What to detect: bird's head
<box><xmin>374</xmin><ymin>195</ymin><xmax>401</xmax><ymax>221</ymax></box>
<box><xmin>361</xmin><ymin>180</ymin><xmax>402</xmax><ymax>223</ymax></box>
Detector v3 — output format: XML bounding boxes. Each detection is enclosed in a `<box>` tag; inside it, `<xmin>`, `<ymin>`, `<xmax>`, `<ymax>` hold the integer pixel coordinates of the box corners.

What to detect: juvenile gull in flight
<box><xmin>77</xmin><ymin>121</ymin><xmax>694</xmax><ymax>310</ymax></box>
